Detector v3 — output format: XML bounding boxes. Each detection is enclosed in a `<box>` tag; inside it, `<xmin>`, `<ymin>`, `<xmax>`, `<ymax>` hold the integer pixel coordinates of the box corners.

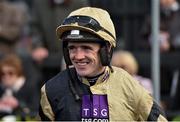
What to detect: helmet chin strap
<box><xmin>66</xmin><ymin>65</ymin><xmax>81</xmax><ymax>101</ymax></box>
<box><xmin>107</xmin><ymin>44</ymin><xmax>114</xmax><ymax>73</ymax></box>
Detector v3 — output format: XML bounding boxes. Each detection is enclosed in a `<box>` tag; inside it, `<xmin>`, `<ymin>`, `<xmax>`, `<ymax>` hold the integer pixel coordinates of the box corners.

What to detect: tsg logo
<box><xmin>81</xmin><ymin>95</ymin><xmax>109</xmax><ymax>121</ymax></box>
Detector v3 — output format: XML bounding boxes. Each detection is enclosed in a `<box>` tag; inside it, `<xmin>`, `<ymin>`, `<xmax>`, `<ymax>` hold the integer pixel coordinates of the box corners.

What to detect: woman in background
<box><xmin>0</xmin><ymin>54</ymin><xmax>39</xmax><ymax>119</ymax></box>
<box><xmin>111</xmin><ymin>50</ymin><xmax>153</xmax><ymax>94</ymax></box>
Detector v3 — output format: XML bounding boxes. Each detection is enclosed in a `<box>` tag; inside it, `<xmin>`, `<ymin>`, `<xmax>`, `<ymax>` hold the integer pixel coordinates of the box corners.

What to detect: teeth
<box><xmin>77</xmin><ymin>62</ymin><xmax>87</xmax><ymax>66</ymax></box>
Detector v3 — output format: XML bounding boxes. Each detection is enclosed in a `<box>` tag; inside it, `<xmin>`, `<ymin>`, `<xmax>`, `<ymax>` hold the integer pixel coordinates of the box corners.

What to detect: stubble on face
<box><xmin>68</xmin><ymin>42</ymin><xmax>105</xmax><ymax>77</ymax></box>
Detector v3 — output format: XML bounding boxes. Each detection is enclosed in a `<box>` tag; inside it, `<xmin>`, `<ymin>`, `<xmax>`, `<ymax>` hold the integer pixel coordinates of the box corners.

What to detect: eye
<box><xmin>68</xmin><ymin>45</ymin><xmax>75</xmax><ymax>50</ymax></box>
<box><xmin>81</xmin><ymin>46</ymin><xmax>93</xmax><ymax>50</ymax></box>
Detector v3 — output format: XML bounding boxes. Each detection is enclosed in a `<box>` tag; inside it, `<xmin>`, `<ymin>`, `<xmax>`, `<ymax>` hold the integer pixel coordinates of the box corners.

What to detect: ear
<box><xmin>63</xmin><ymin>42</ymin><xmax>72</xmax><ymax>65</ymax></box>
<box><xmin>100</xmin><ymin>43</ymin><xmax>113</xmax><ymax>66</ymax></box>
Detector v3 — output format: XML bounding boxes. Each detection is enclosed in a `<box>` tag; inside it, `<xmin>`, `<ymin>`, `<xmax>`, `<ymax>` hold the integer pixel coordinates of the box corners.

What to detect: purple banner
<box><xmin>99</xmin><ymin>95</ymin><xmax>109</xmax><ymax>119</ymax></box>
<box><xmin>82</xmin><ymin>95</ymin><xmax>91</xmax><ymax>118</ymax></box>
<box><xmin>81</xmin><ymin>94</ymin><xmax>109</xmax><ymax>119</ymax></box>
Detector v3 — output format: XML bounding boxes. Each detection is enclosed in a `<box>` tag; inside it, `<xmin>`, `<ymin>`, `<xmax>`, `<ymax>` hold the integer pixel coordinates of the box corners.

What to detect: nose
<box><xmin>74</xmin><ymin>48</ymin><xmax>85</xmax><ymax>60</ymax></box>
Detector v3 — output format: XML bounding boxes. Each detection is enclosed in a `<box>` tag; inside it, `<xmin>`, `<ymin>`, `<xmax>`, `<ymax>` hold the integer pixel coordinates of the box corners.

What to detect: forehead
<box><xmin>1</xmin><ymin>65</ymin><xmax>15</xmax><ymax>71</ymax></box>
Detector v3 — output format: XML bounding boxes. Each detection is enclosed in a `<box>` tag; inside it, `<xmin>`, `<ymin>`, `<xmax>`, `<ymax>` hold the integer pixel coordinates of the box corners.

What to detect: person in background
<box><xmin>39</xmin><ymin>7</ymin><xmax>167</xmax><ymax>121</ymax></box>
<box><xmin>140</xmin><ymin>0</ymin><xmax>180</xmax><ymax>52</ymax></box>
<box><xmin>111</xmin><ymin>50</ymin><xmax>153</xmax><ymax>94</ymax></box>
<box><xmin>0</xmin><ymin>0</ymin><xmax>27</xmax><ymax>55</ymax></box>
<box><xmin>0</xmin><ymin>0</ymin><xmax>47</xmax><ymax>90</ymax></box>
<box><xmin>32</xmin><ymin>0</ymin><xmax>89</xmax><ymax>70</ymax></box>
<box><xmin>0</xmin><ymin>54</ymin><xmax>39</xmax><ymax>119</ymax></box>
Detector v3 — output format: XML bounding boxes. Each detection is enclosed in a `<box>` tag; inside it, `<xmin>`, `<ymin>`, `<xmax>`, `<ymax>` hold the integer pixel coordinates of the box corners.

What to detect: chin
<box><xmin>76</xmin><ymin>71</ymin><xmax>88</xmax><ymax>77</ymax></box>
<box><xmin>76</xmin><ymin>70</ymin><xmax>91</xmax><ymax>77</ymax></box>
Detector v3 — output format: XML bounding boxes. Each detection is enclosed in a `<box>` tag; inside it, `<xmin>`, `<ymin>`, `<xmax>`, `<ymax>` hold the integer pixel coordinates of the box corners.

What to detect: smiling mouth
<box><xmin>74</xmin><ymin>61</ymin><xmax>90</xmax><ymax>67</ymax></box>
<box><xmin>76</xmin><ymin>62</ymin><xmax>88</xmax><ymax>66</ymax></box>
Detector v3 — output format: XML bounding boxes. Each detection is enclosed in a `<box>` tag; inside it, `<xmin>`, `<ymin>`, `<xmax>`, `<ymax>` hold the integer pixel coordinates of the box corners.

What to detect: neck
<box><xmin>86</xmin><ymin>70</ymin><xmax>105</xmax><ymax>79</ymax></box>
<box><xmin>86</xmin><ymin>71</ymin><xmax>105</xmax><ymax>86</ymax></box>
<box><xmin>85</xmin><ymin>67</ymin><xmax>106</xmax><ymax>86</ymax></box>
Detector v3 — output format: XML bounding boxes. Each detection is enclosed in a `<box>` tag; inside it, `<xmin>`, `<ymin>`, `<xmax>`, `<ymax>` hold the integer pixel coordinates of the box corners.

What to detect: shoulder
<box><xmin>111</xmin><ymin>66</ymin><xmax>149</xmax><ymax>98</ymax></box>
<box><xmin>111</xmin><ymin>66</ymin><xmax>136</xmax><ymax>84</ymax></box>
<box><xmin>45</xmin><ymin>69</ymin><xmax>70</xmax><ymax>91</ymax></box>
<box><xmin>40</xmin><ymin>69</ymin><xmax>71</xmax><ymax>108</ymax></box>
<box><xmin>111</xmin><ymin>66</ymin><xmax>153</xmax><ymax>110</ymax></box>
<box><xmin>42</xmin><ymin>68</ymin><xmax>78</xmax><ymax>95</ymax></box>
<box><xmin>111</xmin><ymin>66</ymin><xmax>147</xmax><ymax>91</ymax></box>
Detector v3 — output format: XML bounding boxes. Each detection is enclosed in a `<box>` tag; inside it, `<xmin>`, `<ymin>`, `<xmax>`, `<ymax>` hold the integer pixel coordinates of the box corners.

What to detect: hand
<box><xmin>0</xmin><ymin>95</ymin><xmax>19</xmax><ymax>110</ymax></box>
<box><xmin>159</xmin><ymin>31</ymin><xmax>170</xmax><ymax>52</ymax></box>
<box><xmin>31</xmin><ymin>47</ymin><xmax>49</xmax><ymax>63</ymax></box>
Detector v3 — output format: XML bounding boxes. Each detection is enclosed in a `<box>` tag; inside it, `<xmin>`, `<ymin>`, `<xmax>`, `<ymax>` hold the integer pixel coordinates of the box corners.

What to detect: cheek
<box><xmin>2</xmin><ymin>75</ymin><xmax>17</xmax><ymax>81</ymax></box>
<box><xmin>93</xmin><ymin>53</ymin><xmax>101</xmax><ymax>64</ymax></box>
<box><xmin>69</xmin><ymin>52</ymin><xmax>74</xmax><ymax>59</ymax></box>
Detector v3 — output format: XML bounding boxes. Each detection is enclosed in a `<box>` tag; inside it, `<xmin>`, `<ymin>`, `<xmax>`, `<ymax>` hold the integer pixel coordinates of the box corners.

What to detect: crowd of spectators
<box><xmin>0</xmin><ymin>0</ymin><xmax>180</xmax><ymax>121</ymax></box>
<box><xmin>140</xmin><ymin>0</ymin><xmax>180</xmax><ymax>52</ymax></box>
<box><xmin>0</xmin><ymin>0</ymin><xmax>89</xmax><ymax>120</ymax></box>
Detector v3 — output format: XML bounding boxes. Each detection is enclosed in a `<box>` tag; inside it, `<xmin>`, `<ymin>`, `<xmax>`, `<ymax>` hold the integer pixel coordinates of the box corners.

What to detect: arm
<box><xmin>39</xmin><ymin>84</ymin><xmax>55</xmax><ymax>121</ymax></box>
<box><xmin>137</xmin><ymin>91</ymin><xmax>167</xmax><ymax>121</ymax></box>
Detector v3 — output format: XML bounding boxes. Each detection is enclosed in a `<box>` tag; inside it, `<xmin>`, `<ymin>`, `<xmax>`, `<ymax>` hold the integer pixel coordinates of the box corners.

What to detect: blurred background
<box><xmin>0</xmin><ymin>0</ymin><xmax>180</xmax><ymax>121</ymax></box>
